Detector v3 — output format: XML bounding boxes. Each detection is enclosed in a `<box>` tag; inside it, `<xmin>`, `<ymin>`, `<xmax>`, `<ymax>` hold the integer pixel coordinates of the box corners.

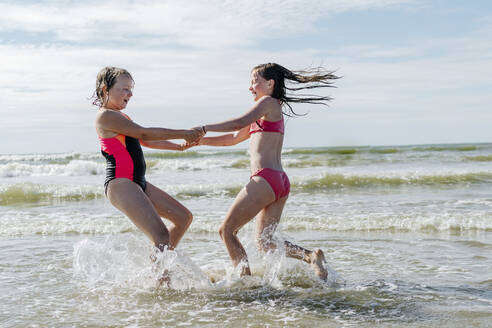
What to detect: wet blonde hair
<box><xmin>91</xmin><ymin>66</ymin><xmax>133</xmax><ymax>107</ymax></box>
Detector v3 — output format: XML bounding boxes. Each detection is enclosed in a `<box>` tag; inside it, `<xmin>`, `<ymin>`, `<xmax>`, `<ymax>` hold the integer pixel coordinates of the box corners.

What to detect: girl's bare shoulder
<box><xmin>96</xmin><ymin>108</ymin><xmax>123</xmax><ymax>123</ymax></box>
<box><xmin>257</xmin><ymin>96</ymin><xmax>282</xmax><ymax>119</ymax></box>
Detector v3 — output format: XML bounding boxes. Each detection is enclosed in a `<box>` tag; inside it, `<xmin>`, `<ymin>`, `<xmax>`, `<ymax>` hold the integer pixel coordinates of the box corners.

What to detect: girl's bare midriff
<box><xmin>248</xmin><ymin>131</ymin><xmax>284</xmax><ymax>174</ymax></box>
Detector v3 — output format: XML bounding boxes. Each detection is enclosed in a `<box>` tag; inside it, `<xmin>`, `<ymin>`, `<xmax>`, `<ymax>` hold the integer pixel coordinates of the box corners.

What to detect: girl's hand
<box><xmin>184</xmin><ymin>128</ymin><xmax>202</xmax><ymax>144</ymax></box>
<box><xmin>182</xmin><ymin>135</ymin><xmax>204</xmax><ymax>149</ymax></box>
<box><xmin>180</xmin><ymin>142</ymin><xmax>194</xmax><ymax>150</ymax></box>
<box><xmin>187</xmin><ymin>126</ymin><xmax>206</xmax><ymax>144</ymax></box>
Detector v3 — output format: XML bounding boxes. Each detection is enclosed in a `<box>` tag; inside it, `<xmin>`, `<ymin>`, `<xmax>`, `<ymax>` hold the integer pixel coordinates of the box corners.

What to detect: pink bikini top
<box><xmin>249</xmin><ymin>117</ymin><xmax>284</xmax><ymax>135</ymax></box>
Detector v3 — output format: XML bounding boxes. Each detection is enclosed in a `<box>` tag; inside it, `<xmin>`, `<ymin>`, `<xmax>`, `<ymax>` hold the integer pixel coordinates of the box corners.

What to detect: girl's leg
<box><xmin>219</xmin><ymin>177</ymin><xmax>275</xmax><ymax>276</ymax></box>
<box><xmin>255</xmin><ymin>195</ymin><xmax>328</xmax><ymax>280</ymax></box>
<box><xmin>255</xmin><ymin>195</ymin><xmax>287</xmax><ymax>252</ymax></box>
<box><xmin>144</xmin><ymin>182</ymin><xmax>193</xmax><ymax>250</ymax></box>
<box><xmin>106</xmin><ymin>179</ymin><xmax>169</xmax><ymax>250</ymax></box>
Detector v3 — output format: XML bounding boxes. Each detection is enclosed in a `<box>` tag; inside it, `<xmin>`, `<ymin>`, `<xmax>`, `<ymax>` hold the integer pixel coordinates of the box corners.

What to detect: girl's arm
<box><xmin>203</xmin><ymin>96</ymin><xmax>275</xmax><ymax>133</ymax></box>
<box><xmin>140</xmin><ymin>140</ymin><xmax>185</xmax><ymax>151</ymax></box>
<box><xmin>97</xmin><ymin>110</ymin><xmax>201</xmax><ymax>143</ymax></box>
<box><xmin>198</xmin><ymin>126</ymin><xmax>250</xmax><ymax>147</ymax></box>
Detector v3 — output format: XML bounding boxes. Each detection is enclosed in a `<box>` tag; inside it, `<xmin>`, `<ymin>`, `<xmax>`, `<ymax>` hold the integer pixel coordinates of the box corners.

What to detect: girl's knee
<box><xmin>165</xmin><ymin>208</ymin><xmax>193</xmax><ymax>229</ymax></box>
<box><xmin>218</xmin><ymin>223</ymin><xmax>235</xmax><ymax>240</ymax></box>
<box><xmin>184</xmin><ymin>210</ymin><xmax>193</xmax><ymax>228</ymax></box>
<box><xmin>218</xmin><ymin>224</ymin><xmax>226</xmax><ymax>240</ymax></box>
<box><xmin>177</xmin><ymin>209</ymin><xmax>193</xmax><ymax>229</ymax></box>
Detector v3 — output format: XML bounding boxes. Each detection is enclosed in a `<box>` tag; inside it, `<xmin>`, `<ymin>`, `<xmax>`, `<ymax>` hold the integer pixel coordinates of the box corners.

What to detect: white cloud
<box><xmin>0</xmin><ymin>0</ymin><xmax>418</xmax><ymax>48</ymax></box>
<box><xmin>0</xmin><ymin>0</ymin><xmax>491</xmax><ymax>153</ymax></box>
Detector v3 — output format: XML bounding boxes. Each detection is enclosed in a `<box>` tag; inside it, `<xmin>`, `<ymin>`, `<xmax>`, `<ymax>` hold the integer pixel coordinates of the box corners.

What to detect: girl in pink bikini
<box><xmin>190</xmin><ymin>63</ymin><xmax>338</xmax><ymax>280</ymax></box>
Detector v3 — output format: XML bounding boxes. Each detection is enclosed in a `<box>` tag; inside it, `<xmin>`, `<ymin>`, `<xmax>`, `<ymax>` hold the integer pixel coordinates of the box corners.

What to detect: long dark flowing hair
<box><xmin>252</xmin><ymin>63</ymin><xmax>339</xmax><ymax>116</ymax></box>
<box><xmin>91</xmin><ymin>67</ymin><xmax>134</xmax><ymax>107</ymax></box>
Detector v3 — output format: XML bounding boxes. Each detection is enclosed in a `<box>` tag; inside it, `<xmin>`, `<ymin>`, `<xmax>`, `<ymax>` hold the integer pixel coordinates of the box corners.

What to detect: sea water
<box><xmin>1</xmin><ymin>144</ymin><xmax>491</xmax><ymax>327</ymax></box>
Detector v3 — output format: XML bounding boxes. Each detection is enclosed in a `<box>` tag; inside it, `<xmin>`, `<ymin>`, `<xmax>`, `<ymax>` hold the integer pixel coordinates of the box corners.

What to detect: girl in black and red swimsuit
<box><xmin>93</xmin><ymin>67</ymin><xmax>203</xmax><ymax>255</ymax></box>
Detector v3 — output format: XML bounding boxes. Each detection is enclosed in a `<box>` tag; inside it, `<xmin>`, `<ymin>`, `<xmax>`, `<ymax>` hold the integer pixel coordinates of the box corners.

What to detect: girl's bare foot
<box><xmin>309</xmin><ymin>249</ymin><xmax>328</xmax><ymax>281</ymax></box>
<box><xmin>239</xmin><ymin>262</ymin><xmax>252</xmax><ymax>277</ymax></box>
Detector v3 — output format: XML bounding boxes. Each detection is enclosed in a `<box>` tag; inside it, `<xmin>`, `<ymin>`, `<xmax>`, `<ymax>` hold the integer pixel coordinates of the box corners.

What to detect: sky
<box><xmin>0</xmin><ymin>0</ymin><xmax>491</xmax><ymax>154</ymax></box>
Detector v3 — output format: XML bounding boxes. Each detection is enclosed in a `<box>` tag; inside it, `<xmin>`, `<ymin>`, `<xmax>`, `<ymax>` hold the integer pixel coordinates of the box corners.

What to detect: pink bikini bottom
<box><xmin>251</xmin><ymin>168</ymin><xmax>290</xmax><ymax>200</ymax></box>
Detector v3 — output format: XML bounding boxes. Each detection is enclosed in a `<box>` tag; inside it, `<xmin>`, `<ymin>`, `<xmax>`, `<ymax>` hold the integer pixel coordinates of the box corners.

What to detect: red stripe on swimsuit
<box><xmin>98</xmin><ymin>113</ymin><xmax>147</xmax><ymax>193</ymax></box>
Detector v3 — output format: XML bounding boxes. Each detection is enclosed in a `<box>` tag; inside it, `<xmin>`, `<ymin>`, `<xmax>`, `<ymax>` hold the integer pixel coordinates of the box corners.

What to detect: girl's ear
<box><xmin>102</xmin><ymin>85</ymin><xmax>109</xmax><ymax>105</ymax></box>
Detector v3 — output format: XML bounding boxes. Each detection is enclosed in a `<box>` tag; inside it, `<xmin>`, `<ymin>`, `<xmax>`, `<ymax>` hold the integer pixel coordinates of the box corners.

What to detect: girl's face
<box><xmin>105</xmin><ymin>75</ymin><xmax>134</xmax><ymax>110</ymax></box>
<box><xmin>249</xmin><ymin>71</ymin><xmax>273</xmax><ymax>101</ymax></box>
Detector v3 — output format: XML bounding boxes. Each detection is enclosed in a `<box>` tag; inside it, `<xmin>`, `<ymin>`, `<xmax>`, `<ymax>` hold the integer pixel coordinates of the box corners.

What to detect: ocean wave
<box><xmin>0</xmin><ymin>150</ymin><xmax>248</xmax><ymax>165</ymax></box>
<box><xmin>2</xmin><ymin>209</ymin><xmax>491</xmax><ymax>237</ymax></box>
<box><xmin>2</xmin><ymin>171</ymin><xmax>491</xmax><ymax>206</ymax></box>
<box><xmin>230</xmin><ymin>159</ymin><xmax>249</xmax><ymax>169</ymax></box>
<box><xmin>294</xmin><ymin>172</ymin><xmax>492</xmax><ymax>191</ymax></box>
<box><xmin>231</xmin><ymin>157</ymin><xmax>356</xmax><ymax>169</ymax></box>
<box><xmin>3</xmin><ymin>145</ymin><xmax>491</xmax><ymax>179</ymax></box>
<box><xmin>145</xmin><ymin>150</ymin><xmax>248</xmax><ymax>159</ymax></box>
<box><xmin>464</xmin><ymin>155</ymin><xmax>492</xmax><ymax>162</ymax></box>
<box><xmin>279</xmin><ymin>212</ymin><xmax>492</xmax><ymax>233</ymax></box>
<box><xmin>150</xmin><ymin>158</ymin><xmax>236</xmax><ymax>171</ymax></box>
<box><xmin>286</xmin><ymin>160</ymin><xmax>325</xmax><ymax>168</ymax></box>
<box><xmin>284</xmin><ymin>148</ymin><xmax>358</xmax><ymax>155</ymax></box>
<box><xmin>412</xmin><ymin>145</ymin><xmax>478</xmax><ymax>152</ymax></box>
<box><xmin>0</xmin><ymin>210</ymin><xmax>135</xmax><ymax>236</ymax></box>
<box><xmin>284</xmin><ymin>158</ymin><xmax>355</xmax><ymax>168</ymax></box>
<box><xmin>0</xmin><ymin>152</ymin><xmax>100</xmax><ymax>164</ymax></box>
<box><xmin>0</xmin><ymin>183</ymin><xmax>104</xmax><ymax>205</ymax></box>
<box><xmin>0</xmin><ymin>181</ymin><xmax>241</xmax><ymax>205</ymax></box>
<box><xmin>176</xmin><ymin>185</ymin><xmax>241</xmax><ymax>199</ymax></box>
<box><xmin>6</xmin><ymin>173</ymin><xmax>488</xmax><ymax>205</ymax></box>
<box><xmin>0</xmin><ymin>157</ymin><xmax>231</xmax><ymax>177</ymax></box>
<box><xmin>369</xmin><ymin>148</ymin><xmax>399</xmax><ymax>154</ymax></box>
<box><xmin>145</xmin><ymin>151</ymin><xmax>204</xmax><ymax>159</ymax></box>
<box><xmin>0</xmin><ymin>157</ymin><xmax>238</xmax><ymax>177</ymax></box>
<box><xmin>0</xmin><ymin>160</ymin><xmax>105</xmax><ymax>177</ymax></box>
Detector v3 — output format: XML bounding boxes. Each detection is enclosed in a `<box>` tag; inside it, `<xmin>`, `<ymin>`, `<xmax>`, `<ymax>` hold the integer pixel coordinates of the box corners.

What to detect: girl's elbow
<box><xmin>237</xmin><ymin>118</ymin><xmax>249</xmax><ymax>130</ymax></box>
<box><xmin>138</xmin><ymin>128</ymin><xmax>151</xmax><ymax>140</ymax></box>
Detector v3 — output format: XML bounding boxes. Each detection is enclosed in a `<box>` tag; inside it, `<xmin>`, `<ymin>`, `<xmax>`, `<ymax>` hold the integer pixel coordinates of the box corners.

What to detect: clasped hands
<box><xmin>180</xmin><ymin>126</ymin><xmax>206</xmax><ymax>151</ymax></box>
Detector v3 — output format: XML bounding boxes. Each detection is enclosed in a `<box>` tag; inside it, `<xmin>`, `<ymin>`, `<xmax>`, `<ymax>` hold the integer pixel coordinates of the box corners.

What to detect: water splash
<box><xmin>73</xmin><ymin>235</ymin><xmax>210</xmax><ymax>291</ymax></box>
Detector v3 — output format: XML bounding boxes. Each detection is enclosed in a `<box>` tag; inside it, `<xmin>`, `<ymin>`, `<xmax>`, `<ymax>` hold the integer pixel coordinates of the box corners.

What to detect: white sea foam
<box><xmin>0</xmin><ymin>160</ymin><xmax>105</xmax><ymax>177</ymax></box>
<box><xmin>72</xmin><ymin>233</ymin><xmax>341</xmax><ymax>293</ymax></box>
<box><xmin>0</xmin><ymin>209</ymin><xmax>134</xmax><ymax>236</ymax></box>
<box><xmin>150</xmin><ymin>158</ymin><xmax>235</xmax><ymax>171</ymax></box>
<box><xmin>0</xmin><ymin>152</ymin><xmax>103</xmax><ymax>163</ymax></box>
<box><xmin>2</xmin><ymin>201</ymin><xmax>492</xmax><ymax>237</ymax></box>
<box><xmin>280</xmin><ymin>211</ymin><xmax>492</xmax><ymax>232</ymax></box>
